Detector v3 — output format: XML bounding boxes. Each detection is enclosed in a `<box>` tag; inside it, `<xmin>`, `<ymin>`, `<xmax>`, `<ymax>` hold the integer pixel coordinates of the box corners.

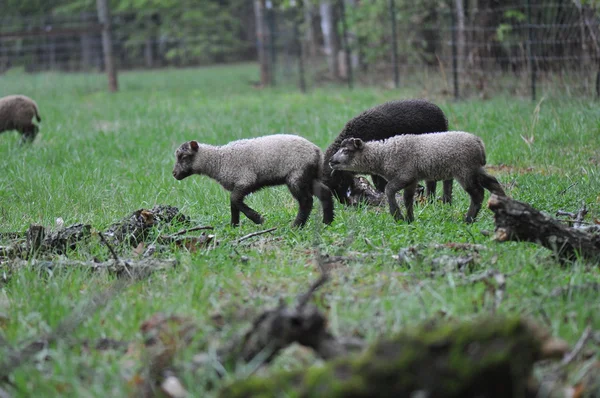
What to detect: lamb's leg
<box><xmin>313</xmin><ymin>181</ymin><xmax>335</xmax><ymax>225</ymax></box>
<box><xmin>425</xmin><ymin>181</ymin><xmax>436</xmax><ymax>202</ymax></box>
<box><xmin>288</xmin><ymin>183</ymin><xmax>314</xmax><ymax>228</ymax></box>
<box><xmin>230</xmin><ymin>202</ymin><xmax>241</xmax><ymax>227</ymax></box>
<box><xmin>19</xmin><ymin>126</ymin><xmax>36</xmax><ymax>144</ymax></box>
<box><xmin>230</xmin><ymin>188</ymin><xmax>264</xmax><ymax>226</ymax></box>
<box><xmin>371</xmin><ymin>175</ymin><xmax>388</xmax><ymax>192</ymax></box>
<box><xmin>442</xmin><ymin>179</ymin><xmax>453</xmax><ymax>204</ymax></box>
<box><xmin>460</xmin><ymin>177</ymin><xmax>485</xmax><ymax>223</ymax></box>
<box><xmin>403</xmin><ymin>181</ymin><xmax>418</xmax><ymax>223</ymax></box>
<box><xmin>478</xmin><ymin>169</ymin><xmax>506</xmax><ymax>197</ymax></box>
<box><xmin>385</xmin><ymin>178</ymin><xmax>414</xmax><ymax>222</ymax></box>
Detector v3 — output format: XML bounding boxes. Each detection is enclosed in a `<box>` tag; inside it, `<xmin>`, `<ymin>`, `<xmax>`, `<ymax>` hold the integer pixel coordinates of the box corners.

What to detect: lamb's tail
<box><xmin>33</xmin><ymin>103</ymin><xmax>41</xmax><ymax>123</ymax></box>
<box><xmin>476</xmin><ymin>137</ymin><xmax>486</xmax><ymax>165</ymax></box>
<box><xmin>478</xmin><ymin>169</ymin><xmax>506</xmax><ymax>197</ymax></box>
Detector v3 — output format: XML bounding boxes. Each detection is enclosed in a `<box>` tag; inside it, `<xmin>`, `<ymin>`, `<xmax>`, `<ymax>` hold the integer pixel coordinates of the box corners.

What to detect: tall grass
<box><xmin>1</xmin><ymin>63</ymin><xmax>599</xmax><ymax>396</ymax></box>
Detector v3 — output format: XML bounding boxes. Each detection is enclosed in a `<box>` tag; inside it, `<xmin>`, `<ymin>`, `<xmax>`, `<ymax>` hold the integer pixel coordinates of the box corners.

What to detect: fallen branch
<box><xmin>235</xmin><ymin>228</ymin><xmax>277</xmax><ymax>244</ymax></box>
<box><xmin>550</xmin><ymin>282</ymin><xmax>600</xmax><ymax>298</ymax></box>
<box><xmin>220</xmin><ymin>316</ymin><xmax>568</xmax><ymax>398</ymax></box>
<box><xmin>7</xmin><ymin>258</ymin><xmax>177</xmax><ymax>275</ymax></box>
<box><xmin>556</xmin><ymin>201</ymin><xmax>588</xmax><ymax>228</ymax></box>
<box><xmin>488</xmin><ymin>195</ymin><xmax>600</xmax><ymax>263</ymax></box>
<box><xmin>558</xmin><ymin>325</ymin><xmax>592</xmax><ymax>368</ymax></box>
<box><xmin>171</xmin><ymin>225</ymin><xmax>214</xmax><ymax>236</ymax></box>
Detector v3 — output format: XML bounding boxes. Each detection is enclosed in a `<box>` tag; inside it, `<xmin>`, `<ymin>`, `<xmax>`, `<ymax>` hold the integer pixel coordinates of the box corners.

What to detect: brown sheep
<box><xmin>0</xmin><ymin>95</ymin><xmax>42</xmax><ymax>143</ymax></box>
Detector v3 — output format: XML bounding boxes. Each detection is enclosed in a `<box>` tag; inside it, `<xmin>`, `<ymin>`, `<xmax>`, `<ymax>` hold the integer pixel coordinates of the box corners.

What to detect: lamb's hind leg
<box><xmin>230</xmin><ymin>187</ymin><xmax>263</xmax><ymax>226</ymax></box>
<box><xmin>288</xmin><ymin>182</ymin><xmax>314</xmax><ymax>228</ymax></box>
<box><xmin>459</xmin><ymin>176</ymin><xmax>485</xmax><ymax>223</ymax></box>
<box><xmin>385</xmin><ymin>178</ymin><xmax>415</xmax><ymax>222</ymax></box>
<box><xmin>442</xmin><ymin>179</ymin><xmax>453</xmax><ymax>204</ymax></box>
<box><xmin>313</xmin><ymin>181</ymin><xmax>334</xmax><ymax>225</ymax></box>
<box><xmin>403</xmin><ymin>181</ymin><xmax>418</xmax><ymax>223</ymax></box>
<box><xmin>425</xmin><ymin>181</ymin><xmax>436</xmax><ymax>202</ymax></box>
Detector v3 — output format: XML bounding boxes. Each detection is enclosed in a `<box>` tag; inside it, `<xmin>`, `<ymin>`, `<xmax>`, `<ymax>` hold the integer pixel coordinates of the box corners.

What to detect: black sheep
<box><xmin>322</xmin><ymin>99</ymin><xmax>452</xmax><ymax>205</ymax></box>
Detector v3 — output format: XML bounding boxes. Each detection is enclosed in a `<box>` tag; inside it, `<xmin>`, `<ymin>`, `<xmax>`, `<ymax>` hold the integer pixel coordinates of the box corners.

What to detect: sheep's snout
<box><xmin>329</xmin><ymin>151</ymin><xmax>349</xmax><ymax>170</ymax></box>
<box><xmin>172</xmin><ymin>167</ymin><xmax>189</xmax><ymax>180</ymax></box>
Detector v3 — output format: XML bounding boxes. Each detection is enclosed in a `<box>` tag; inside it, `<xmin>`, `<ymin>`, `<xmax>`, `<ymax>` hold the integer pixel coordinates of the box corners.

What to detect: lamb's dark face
<box><xmin>329</xmin><ymin>138</ymin><xmax>364</xmax><ymax>172</ymax></box>
<box><xmin>172</xmin><ymin>140</ymin><xmax>199</xmax><ymax>180</ymax></box>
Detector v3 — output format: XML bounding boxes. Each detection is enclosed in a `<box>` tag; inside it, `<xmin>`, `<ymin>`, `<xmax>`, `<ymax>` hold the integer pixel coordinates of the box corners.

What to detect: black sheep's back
<box><xmin>323</xmin><ymin>99</ymin><xmax>448</xmax><ymax>201</ymax></box>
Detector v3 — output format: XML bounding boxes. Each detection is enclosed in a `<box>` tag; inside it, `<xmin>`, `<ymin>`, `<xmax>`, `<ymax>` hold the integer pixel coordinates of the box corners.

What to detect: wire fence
<box><xmin>1</xmin><ymin>1</ymin><xmax>599</xmax><ymax>99</ymax></box>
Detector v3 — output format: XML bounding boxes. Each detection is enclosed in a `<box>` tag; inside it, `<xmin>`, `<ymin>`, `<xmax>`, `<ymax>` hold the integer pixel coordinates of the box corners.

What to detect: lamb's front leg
<box><xmin>385</xmin><ymin>178</ymin><xmax>412</xmax><ymax>222</ymax></box>
<box><xmin>230</xmin><ymin>188</ymin><xmax>264</xmax><ymax>226</ymax></box>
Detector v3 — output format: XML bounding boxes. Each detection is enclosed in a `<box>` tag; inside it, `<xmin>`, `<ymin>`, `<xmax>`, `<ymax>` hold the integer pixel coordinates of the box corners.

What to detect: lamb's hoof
<box><xmin>464</xmin><ymin>215</ymin><xmax>476</xmax><ymax>224</ymax></box>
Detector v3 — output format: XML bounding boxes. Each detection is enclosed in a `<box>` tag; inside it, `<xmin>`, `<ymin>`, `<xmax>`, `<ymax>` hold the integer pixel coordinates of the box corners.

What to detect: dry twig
<box><xmin>235</xmin><ymin>227</ymin><xmax>277</xmax><ymax>244</ymax></box>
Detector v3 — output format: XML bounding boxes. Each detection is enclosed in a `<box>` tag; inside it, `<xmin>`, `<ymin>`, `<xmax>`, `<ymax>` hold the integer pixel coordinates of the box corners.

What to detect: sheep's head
<box><xmin>329</xmin><ymin>138</ymin><xmax>365</xmax><ymax>172</ymax></box>
<box><xmin>172</xmin><ymin>140</ymin><xmax>199</xmax><ymax>180</ymax></box>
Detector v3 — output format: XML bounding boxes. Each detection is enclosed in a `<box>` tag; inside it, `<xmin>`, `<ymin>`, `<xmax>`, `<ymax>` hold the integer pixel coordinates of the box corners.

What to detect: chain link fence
<box><xmin>1</xmin><ymin>1</ymin><xmax>598</xmax><ymax>99</ymax></box>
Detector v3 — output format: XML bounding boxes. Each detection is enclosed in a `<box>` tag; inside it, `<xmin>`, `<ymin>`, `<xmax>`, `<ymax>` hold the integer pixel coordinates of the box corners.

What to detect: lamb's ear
<box><xmin>190</xmin><ymin>140</ymin><xmax>199</xmax><ymax>151</ymax></box>
<box><xmin>352</xmin><ymin>138</ymin><xmax>365</xmax><ymax>150</ymax></box>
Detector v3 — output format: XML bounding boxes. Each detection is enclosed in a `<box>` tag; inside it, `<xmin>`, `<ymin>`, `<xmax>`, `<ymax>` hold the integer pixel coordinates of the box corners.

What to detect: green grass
<box><xmin>1</xmin><ymin>63</ymin><xmax>599</xmax><ymax>396</ymax></box>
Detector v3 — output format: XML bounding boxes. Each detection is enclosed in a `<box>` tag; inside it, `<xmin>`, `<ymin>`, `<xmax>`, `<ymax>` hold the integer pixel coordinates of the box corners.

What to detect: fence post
<box><xmin>389</xmin><ymin>0</ymin><xmax>399</xmax><ymax>89</ymax></box>
<box><xmin>294</xmin><ymin>10</ymin><xmax>307</xmax><ymax>93</ymax></box>
<box><xmin>266</xmin><ymin>1</ymin><xmax>276</xmax><ymax>86</ymax></box>
<box><xmin>254</xmin><ymin>0</ymin><xmax>271</xmax><ymax>87</ymax></box>
<box><xmin>526</xmin><ymin>0</ymin><xmax>536</xmax><ymax>101</ymax></box>
<box><xmin>339</xmin><ymin>0</ymin><xmax>353</xmax><ymax>89</ymax></box>
<box><xmin>596</xmin><ymin>69</ymin><xmax>600</xmax><ymax>99</ymax></box>
<box><xmin>96</xmin><ymin>0</ymin><xmax>118</xmax><ymax>92</ymax></box>
<box><xmin>450</xmin><ymin>1</ymin><xmax>459</xmax><ymax>100</ymax></box>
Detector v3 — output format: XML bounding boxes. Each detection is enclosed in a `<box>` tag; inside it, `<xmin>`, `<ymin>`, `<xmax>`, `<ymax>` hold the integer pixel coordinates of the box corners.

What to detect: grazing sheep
<box><xmin>172</xmin><ymin>134</ymin><xmax>334</xmax><ymax>228</ymax></box>
<box><xmin>329</xmin><ymin>132</ymin><xmax>506</xmax><ymax>223</ymax></box>
<box><xmin>323</xmin><ymin>99</ymin><xmax>452</xmax><ymax>205</ymax></box>
<box><xmin>0</xmin><ymin>95</ymin><xmax>42</xmax><ymax>143</ymax></box>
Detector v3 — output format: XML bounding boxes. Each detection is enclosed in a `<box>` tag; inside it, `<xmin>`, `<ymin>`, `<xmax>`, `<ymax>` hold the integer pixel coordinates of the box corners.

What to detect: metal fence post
<box><xmin>527</xmin><ymin>0</ymin><xmax>536</xmax><ymax>101</ymax></box>
<box><xmin>294</xmin><ymin>9</ymin><xmax>307</xmax><ymax>93</ymax></box>
<box><xmin>450</xmin><ymin>1</ymin><xmax>459</xmax><ymax>100</ymax></box>
<box><xmin>389</xmin><ymin>0</ymin><xmax>399</xmax><ymax>88</ymax></box>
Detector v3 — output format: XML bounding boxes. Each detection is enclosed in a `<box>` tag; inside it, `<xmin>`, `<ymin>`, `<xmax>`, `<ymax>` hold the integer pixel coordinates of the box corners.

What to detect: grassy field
<box><xmin>1</xmin><ymin>63</ymin><xmax>599</xmax><ymax>396</ymax></box>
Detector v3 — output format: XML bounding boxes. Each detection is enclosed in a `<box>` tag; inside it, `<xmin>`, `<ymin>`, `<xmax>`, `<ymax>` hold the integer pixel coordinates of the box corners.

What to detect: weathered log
<box><xmin>220</xmin><ymin>316</ymin><xmax>567</xmax><ymax>398</ymax></box>
<box><xmin>488</xmin><ymin>194</ymin><xmax>600</xmax><ymax>263</ymax></box>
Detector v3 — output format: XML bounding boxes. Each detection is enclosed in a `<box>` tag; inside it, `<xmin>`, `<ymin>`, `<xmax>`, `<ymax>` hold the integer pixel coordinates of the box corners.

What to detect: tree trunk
<box><xmin>320</xmin><ymin>0</ymin><xmax>340</xmax><ymax>79</ymax></box>
<box><xmin>144</xmin><ymin>38</ymin><xmax>153</xmax><ymax>68</ymax></box>
<box><xmin>96</xmin><ymin>0</ymin><xmax>118</xmax><ymax>92</ymax></box>
<box><xmin>254</xmin><ymin>0</ymin><xmax>271</xmax><ymax>86</ymax></box>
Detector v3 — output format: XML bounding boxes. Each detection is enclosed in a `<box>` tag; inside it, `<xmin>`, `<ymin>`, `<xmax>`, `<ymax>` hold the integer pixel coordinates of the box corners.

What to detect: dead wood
<box><xmin>171</xmin><ymin>225</ymin><xmax>214</xmax><ymax>236</ymax></box>
<box><xmin>550</xmin><ymin>282</ymin><xmax>600</xmax><ymax>298</ymax></box>
<box><xmin>488</xmin><ymin>194</ymin><xmax>600</xmax><ymax>263</ymax></box>
<box><xmin>208</xmin><ymin>259</ymin><xmax>364</xmax><ymax>374</ymax></box>
<box><xmin>556</xmin><ymin>201</ymin><xmax>589</xmax><ymax>228</ymax></box>
<box><xmin>220</xmin><ymin>316</ymin><xmax>568</xmax><ymax>398</ymax></box>
<box><xmin>235</xmin><ymin>228</ymin><xmax>277</xmax><ymax>244</ymax></box>
<box><xmin>7</xmin><ymin>258</ymin><xmax>177</xmax><ymax>276</ymax></box>
<box><xmin>104</xmin><ymin>205</ymin><xmax>191</xmax><ymax>247</ymax></box>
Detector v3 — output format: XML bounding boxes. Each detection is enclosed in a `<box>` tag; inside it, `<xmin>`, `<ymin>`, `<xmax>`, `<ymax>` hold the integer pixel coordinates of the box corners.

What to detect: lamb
<box><xmin>0</xmin><ymin>95</ymin><xmax>42</xmax><ymax>143</ymax></box>
<box><xmin>328</xmin><ymin>131</ymin><xmax>506</xmax><ymax>223</ymax></box>
<box><xmin>172</xmin><ymin>134</ymin><xmax>334</xmax><ymax>228</ymax></box>
<box><xmin>323</xmin><ymin>99</ymin><xmax>452</xmax><ymax>205</ymax></box>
